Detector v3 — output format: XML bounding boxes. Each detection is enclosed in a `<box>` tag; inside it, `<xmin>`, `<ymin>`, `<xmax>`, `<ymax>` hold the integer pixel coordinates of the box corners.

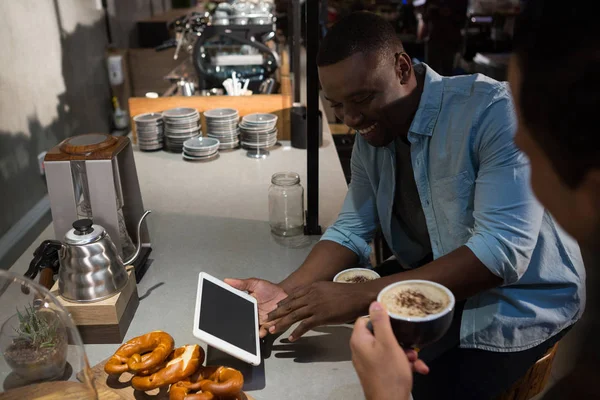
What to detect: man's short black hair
<box><xmin>514</xmin><ymin>0</ymin><xmax>600</xmax><ymax>188</ymax></box>
<box><xmin>317</xmin><ymin>11</ymin><xmax>403</xmax><ymax>67</ymax></box>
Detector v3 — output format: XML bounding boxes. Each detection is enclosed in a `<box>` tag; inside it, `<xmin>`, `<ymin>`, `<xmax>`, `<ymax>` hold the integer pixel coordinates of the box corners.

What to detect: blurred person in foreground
<box><xmin>350</xmin><ymin>1</ymin><xmax>600</xmax><ymax>399</ymax></box>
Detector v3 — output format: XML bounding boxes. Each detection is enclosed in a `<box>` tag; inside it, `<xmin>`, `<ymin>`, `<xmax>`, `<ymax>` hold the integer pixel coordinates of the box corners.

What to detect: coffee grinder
<box><xmin>44</xmin><ymin>133</ymin><xmax>152</xmax><ymax>281</ymax></box>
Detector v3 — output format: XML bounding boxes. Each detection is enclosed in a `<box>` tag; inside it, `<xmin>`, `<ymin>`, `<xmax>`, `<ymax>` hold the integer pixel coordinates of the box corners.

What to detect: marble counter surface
<box><xmin>7</xmin><ymin>126</ymin><xmax>368</xmax><ymax>399</ymax></box>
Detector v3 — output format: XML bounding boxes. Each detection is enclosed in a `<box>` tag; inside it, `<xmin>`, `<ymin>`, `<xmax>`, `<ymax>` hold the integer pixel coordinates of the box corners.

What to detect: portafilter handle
<box><xmin>22</xmin><ymin>240</ymin><xmax>62</xmax><ymax>293</ymax></box>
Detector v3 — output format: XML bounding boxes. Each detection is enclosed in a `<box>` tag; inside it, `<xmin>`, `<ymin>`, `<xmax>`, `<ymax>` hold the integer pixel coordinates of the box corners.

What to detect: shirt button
<box><xmin>426</xmin><ymin>200</ymin><xmax>430</xmax><ymax>206</ymax></box>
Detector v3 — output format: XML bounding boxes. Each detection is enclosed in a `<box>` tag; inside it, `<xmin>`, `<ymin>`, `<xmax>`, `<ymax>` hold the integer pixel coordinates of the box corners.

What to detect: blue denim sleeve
<box><xmin>465</xmin><ymin>91</ymin><xmax>545</xmax><ymax>285</ymax></box>
<box><xmin>320</xmin><ymin>137</ymin><xmax>378</xmax><ymax>265</ymax></box>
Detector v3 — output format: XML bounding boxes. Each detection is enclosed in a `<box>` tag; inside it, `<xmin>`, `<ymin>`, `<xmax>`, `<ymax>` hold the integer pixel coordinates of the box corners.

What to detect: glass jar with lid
<box><xmin>268</xmin><ymin>172</ymin><xmax>305</xmax><ymax>237</ymax></box>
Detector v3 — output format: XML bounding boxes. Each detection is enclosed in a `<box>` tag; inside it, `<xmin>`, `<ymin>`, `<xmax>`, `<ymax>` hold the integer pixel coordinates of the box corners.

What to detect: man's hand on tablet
<box><xmin>225</xmin><ymin>278</ymin><xmax>288</xmax><ymax>338</ymax></box>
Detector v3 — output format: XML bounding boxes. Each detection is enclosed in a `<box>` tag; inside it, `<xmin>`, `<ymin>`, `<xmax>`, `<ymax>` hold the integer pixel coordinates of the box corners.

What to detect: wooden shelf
<box><xmin>129</xmin><ymin>95</ymin><xmax>292</xmax><ymax>142</ymax></box>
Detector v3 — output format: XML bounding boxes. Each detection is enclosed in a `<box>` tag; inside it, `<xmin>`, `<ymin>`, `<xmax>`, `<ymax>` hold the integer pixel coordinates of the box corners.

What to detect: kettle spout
<box><xmin>123</xmin><ymin>210</ymin><xmax>152</xmax><ymax>266</ymax></box>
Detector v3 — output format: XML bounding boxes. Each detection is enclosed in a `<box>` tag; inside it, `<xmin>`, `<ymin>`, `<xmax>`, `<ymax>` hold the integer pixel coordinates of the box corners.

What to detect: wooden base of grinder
<box><xmin>50</xmin><ymin>270</ymin><xmax>138</xmax><ymax>344</ymax></box>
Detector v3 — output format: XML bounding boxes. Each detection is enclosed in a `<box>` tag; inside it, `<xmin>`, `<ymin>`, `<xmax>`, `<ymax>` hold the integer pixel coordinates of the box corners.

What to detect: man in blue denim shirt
<box><xmin>227</xmin><ymin>12</ymin><xmax>585</xmax><ymax>398</ymax></box>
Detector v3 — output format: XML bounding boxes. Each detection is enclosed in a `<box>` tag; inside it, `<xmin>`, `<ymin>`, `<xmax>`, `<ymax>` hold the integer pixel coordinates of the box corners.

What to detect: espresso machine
<box><xmin>158</xmin><ymin>1</ymin><xmax>279</xmax><ymax>94</ymax></box>
<box><xmin>44</xmin><ymin>133</ymin><xmax>152</xmax><ymax>281</ymax></box>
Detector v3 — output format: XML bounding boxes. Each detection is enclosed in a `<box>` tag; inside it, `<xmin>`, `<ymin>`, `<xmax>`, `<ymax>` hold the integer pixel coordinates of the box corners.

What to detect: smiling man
<box><xmin>226</xmin><ymin>11</ymin><xmax>586</xmax><ymax>398</ymax></box>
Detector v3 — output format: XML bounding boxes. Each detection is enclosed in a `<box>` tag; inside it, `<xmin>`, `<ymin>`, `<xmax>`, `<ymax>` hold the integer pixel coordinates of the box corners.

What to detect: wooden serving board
<box><xmin>82</xmin><ymin>358</ymin><xmax>254</xmax><ymax>400</ymax></box>
<box><xmin>0</xmin><ymin>380</ymin><xmax>121</xmax><ymax>400</ymax></box>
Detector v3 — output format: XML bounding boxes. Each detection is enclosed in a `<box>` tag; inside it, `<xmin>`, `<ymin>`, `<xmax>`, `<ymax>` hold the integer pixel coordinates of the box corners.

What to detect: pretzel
<box><xmin>169</xmin><ymin>385</ymin><xmax>245</xmax><ymax>400</ymax></box>
<box><xmin>105</xmin><ymin>331</ymin><xmax>174</xmax><ymax>375</ymax></box>
<box><xmin>132</xmin><ymin>344</ymin><xmax>203</xmax><ymax>391</ymax></box>
<box><xmin>198</xmin><ymin>366</ymin><xmax>244</xmax><ymax>398</ymax></box>
<box><xmin>169</xmin><ymin>380</ymin><xmax>214</xmax><ymax>400</ymax></box>
<box><xmin>137</xmin><ymin>349</ymin><xmax>176</xmax><ymax>376</ymax></box>
<box><xmin>169</xmin><ymin>366</ymin><xmax>244</xmax><ymax>400</ymax></box>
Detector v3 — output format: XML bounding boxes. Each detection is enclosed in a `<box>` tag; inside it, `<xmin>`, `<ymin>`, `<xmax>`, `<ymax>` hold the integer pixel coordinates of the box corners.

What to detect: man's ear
<box><xmin>395</xmin><ymin>52</ymin><xmax>412</xmax><ymax>85</ymax></box>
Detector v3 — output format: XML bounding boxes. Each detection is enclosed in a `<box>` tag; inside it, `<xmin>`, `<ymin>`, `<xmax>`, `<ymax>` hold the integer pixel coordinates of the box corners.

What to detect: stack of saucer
<box><xmin>239</xmin><ymin>113</ymin><xmax>278</xmax><ymax>158</ymax></box>
<box><xmin>163</xmin><ymin>107</ymin><xmax>201</xmax><ymax>152</ymax></box>
<box><xmin>134</xmin><ymin>113</ymin><xmax>164</xmax><ymax>151</ymax></box>
<box><xmin>182</xmin><ymin>136</ymin><xmax>220</xmax><ymax>162</ymax></box>
<box><xmin>204</xmin><ymin>108</ymin><xmax>240</xmax><ymax>150</ymax></box>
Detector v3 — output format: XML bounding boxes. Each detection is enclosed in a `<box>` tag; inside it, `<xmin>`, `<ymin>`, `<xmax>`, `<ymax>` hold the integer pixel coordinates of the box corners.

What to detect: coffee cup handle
<box><xmin>366</xmin><ymin>320</ymin><xmax>374</xmax><ymax>334</ymax></box>
<box><xmin>365</xmin><ymin>319</ymin><xmax>417</xmax><ymax>351</ymax></box>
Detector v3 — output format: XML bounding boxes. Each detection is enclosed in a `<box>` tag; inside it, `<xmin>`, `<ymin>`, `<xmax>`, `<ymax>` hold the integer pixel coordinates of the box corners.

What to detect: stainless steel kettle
<box><xmin>55</xmin><ymin>210</ymin><xmax>151</xmax><ymax>302</ymax></box>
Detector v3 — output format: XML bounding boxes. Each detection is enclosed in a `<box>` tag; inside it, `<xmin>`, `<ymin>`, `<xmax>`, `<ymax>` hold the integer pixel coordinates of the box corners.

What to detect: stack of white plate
<box><xmin>240</xmin><ymin>113</ymin><xmax>278</xmax><ymax>147</ymax></box>
<box><xmin>134</xmin><ymin>113</ymin><xmax>164</xmax><ymax>151</ymax></box>
<box><xmin>163</xmin><ymin>107</ymin><xmax>201</xmax><ymax>152</ymax></box>
<box><xmin>182</xmin><ymin>136</ymin><xmax>220</xmax><ymax>162</ymax></box>
<box><xmin>240</xmin><ymin>113</ymin><xmax>278</xmax><ymax>158</ymax></box>
<box><xmin>205</xmin><ymin>108</ymin><xmax>240</xmax><ymax>150</ymax></box>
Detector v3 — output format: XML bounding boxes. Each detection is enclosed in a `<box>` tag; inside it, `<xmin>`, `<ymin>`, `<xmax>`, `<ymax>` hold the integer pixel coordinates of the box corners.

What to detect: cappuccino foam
<box><xmin>381</xmin><ymin>282</ymin><xmax>449</xmax><ymax>317</ymax></box>
<box><xmin>335</xmin><ymin>270</ymin><xmax>379</xmax><ymax>283</ymax></box>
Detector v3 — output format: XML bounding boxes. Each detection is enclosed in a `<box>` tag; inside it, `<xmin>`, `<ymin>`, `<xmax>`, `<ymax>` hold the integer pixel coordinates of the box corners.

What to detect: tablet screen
<box><xmin>199</xmin><ymin>279</ymin><xmax>257</xmax><ymax>355</ymax></box>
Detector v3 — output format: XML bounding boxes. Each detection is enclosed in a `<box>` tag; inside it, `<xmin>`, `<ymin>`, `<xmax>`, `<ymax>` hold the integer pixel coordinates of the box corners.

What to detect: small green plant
<box><xmin>13</xmin><ymin>304</ymin><xmax>58</xmax><ymax>349</ymax></box>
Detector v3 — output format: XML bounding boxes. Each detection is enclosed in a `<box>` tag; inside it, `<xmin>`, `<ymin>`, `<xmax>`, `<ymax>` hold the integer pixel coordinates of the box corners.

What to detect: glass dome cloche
<box><xmin>0</xmin><ymin>270</ymin><xmax>97</xmax><ymax>399</ymax></box>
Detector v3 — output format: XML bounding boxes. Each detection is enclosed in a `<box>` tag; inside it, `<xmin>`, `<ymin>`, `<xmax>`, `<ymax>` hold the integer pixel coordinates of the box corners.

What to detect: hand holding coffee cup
<box><xmin>369</xmin><ymin>280</ymin><xmax>455</xmax><ymax>349</ymax></box>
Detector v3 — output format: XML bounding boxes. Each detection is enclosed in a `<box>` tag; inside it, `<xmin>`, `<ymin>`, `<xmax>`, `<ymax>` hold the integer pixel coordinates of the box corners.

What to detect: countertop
<box><xmin>6</xmin><ymin>126</ymin><xmax>368</xmax><ymax>399</ymax></box>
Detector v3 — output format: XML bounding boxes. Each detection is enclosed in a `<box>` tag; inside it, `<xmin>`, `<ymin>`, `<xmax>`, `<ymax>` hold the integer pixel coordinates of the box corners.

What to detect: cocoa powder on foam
<box><xmin>381</xmin><ymin>283</ymin><xmax>449</xmax><ymax>317</ymax></box>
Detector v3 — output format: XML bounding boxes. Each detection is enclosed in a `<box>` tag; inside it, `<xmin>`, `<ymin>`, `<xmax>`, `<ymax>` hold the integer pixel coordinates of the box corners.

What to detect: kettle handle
<box><xmin>123</xmin><ymin>210</ymin><xmax>152</xmax><ymax>266</ymax></box>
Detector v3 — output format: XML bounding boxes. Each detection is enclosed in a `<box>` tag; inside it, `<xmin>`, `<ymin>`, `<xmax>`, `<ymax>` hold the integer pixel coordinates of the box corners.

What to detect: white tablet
<box><xmin>193</xmin><ymin>272</ymin><xmax>261</xmax><ymax>366</ymax></box>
